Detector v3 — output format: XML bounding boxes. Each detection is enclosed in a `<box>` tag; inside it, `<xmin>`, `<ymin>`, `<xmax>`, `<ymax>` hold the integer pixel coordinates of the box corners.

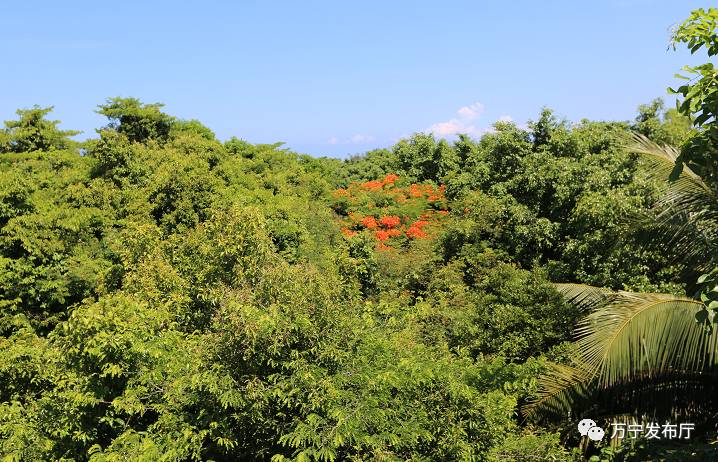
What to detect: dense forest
<box><xmin>1</xmin><ymin>7</ymin><xmax>717</xmax><ymax>462</ymax></box>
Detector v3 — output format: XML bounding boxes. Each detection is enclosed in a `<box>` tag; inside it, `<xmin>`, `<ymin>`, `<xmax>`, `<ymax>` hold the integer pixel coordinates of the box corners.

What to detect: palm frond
<box><xmin>574</xmin><ymin>290</ymin><xmax>715</xmax><ymax>387</ymax></box>
<box><xmin>556</xmin><ymin>283</ymin><xmax>614</xmax><ymax>313</ymax></box>
<box><xmin>525</xmin><ymin>284</ymin><xmax>718</xmax><ymax>420</ymax></box>
<box><xmin>628</xmin><ymin>133</ymin><xmax>718</xmax><ymax>271</ymax></box>
<box><xmin>522</xmin><ymin>362</ymin><xmax>592</xmax><ymax>420</ymax></box>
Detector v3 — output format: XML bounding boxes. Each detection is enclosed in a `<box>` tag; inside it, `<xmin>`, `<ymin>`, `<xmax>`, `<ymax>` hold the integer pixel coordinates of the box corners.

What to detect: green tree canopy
<box><xmin>96</xmin><ymin>97</ymin><xmax>175</xmax><ymax>143</ymax></box>
<box><xmin>0</xmin><ymin>106</ymin><xmax>79</xmax><ymax>153</ymax></box>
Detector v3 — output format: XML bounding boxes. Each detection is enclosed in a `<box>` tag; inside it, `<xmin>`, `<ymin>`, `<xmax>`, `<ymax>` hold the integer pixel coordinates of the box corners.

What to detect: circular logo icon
<box><xmin>578</xmin><ymin>418</ymin><xmax>597</xmax><ymax>436</ymax></box>
<box><xmin>587</xmin><ymin>426</ymin><xmax>605</xmax><ymax>441</ymax></box>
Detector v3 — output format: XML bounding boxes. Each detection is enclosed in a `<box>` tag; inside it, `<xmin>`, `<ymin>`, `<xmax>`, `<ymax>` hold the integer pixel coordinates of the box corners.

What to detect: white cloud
<box><xmin>350</xmin><ymin>134</ymin><xmax>374</xmax><ymax>143</ymax></box>
<box><xmin>456</xmin><ymin>102</ymin><xmax>485</xmax><ymax>121</ymax></box>
<box><xmin>426</xmin><ymin>119</ymin><xmax>482</xmax><ymax>137</ymax></box>
<box><xmin>328</xmin><ymin>134</ymin><xmax>375</xmax><ymax>145</ymax></box>
<box><xmin>424</xmin><ymin>103</ymin><xmax>518</xmax><ymax>138</ymax></box>
<box><xmin>425</xmin><ymin>101</ymin><xmax>487</xmax><ymax>138</ymax></box>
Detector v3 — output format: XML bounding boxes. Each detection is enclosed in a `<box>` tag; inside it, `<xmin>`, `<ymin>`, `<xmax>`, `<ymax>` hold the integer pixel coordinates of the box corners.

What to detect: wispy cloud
<box><xmin>425</xmin><ymin>120</ymin><xmax>480</xmax><ymax>137</ymax></box>
<box><xmin>350</xmin><ymin>134</ymin><xmax>374</xmax><ymax>143</ymax></box>
<box><xmin>425</xmin><ymin>103</ymin><xmax>517</xmax><ymax>138</ymax></box>
<box><xmin>425</xmin><ymin>101</ymin><xmax>486</xmax><ymax>137</ymax></box>
<box><xmin>327</xmin><ymin>134</ymin><xmax>375</xmax><ymax>145</ymax></box>
<box><xmin>456</xmin><ymin>102</ymin><xmax>485</xmax><ymax>120</ymax></box>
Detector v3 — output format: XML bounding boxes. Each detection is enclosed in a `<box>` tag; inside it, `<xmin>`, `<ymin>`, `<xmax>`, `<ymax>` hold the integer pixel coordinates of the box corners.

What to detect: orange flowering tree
<box><xmin>332</xmin><ymin>174</ymin><xmax>449</xmax><ymax>249</ymax></box>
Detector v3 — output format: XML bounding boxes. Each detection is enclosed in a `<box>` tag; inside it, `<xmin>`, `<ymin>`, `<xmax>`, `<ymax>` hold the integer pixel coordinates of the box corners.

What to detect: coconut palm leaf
<box><xmin>555</xmin><ymin>283</ymin><xmax>614</xmax><ymax>312</ymax></box>
<box><xmin>525</xmin><ymin>284</ymin><xmax>718</xmax><ymax>419</ymax></box>
<box><xmin>523</xmin><ymin>362</ymin><xmax>592</xmax><ymax>419</ymax></box>
<box><xmin>629</xmin><ymin>133</ymin><xmax>718</xmax><ymax>273</ymax></box>
<box><xmin>573</xmin><ymin>290</ymin><xmax>714</xmax><ymax>386</ymax></box>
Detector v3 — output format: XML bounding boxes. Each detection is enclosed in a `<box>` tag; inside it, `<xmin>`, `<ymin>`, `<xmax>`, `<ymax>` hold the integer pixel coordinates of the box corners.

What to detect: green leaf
<box><xmin>696</xmin><ymin>309</ymin><xmax>709</xmax><ymax>323</ymax></box>
<box><xmin>669</xmin><ymin>162</ymin><xmax>684</xmax><ymax>181</ymax></box>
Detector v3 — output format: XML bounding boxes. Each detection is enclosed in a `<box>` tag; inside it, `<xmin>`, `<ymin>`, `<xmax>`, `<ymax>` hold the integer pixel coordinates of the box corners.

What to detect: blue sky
<box><xmin>0</xmin><ymin>1</ymin><xmax>711</xmax><ymax>158</ymax></box>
